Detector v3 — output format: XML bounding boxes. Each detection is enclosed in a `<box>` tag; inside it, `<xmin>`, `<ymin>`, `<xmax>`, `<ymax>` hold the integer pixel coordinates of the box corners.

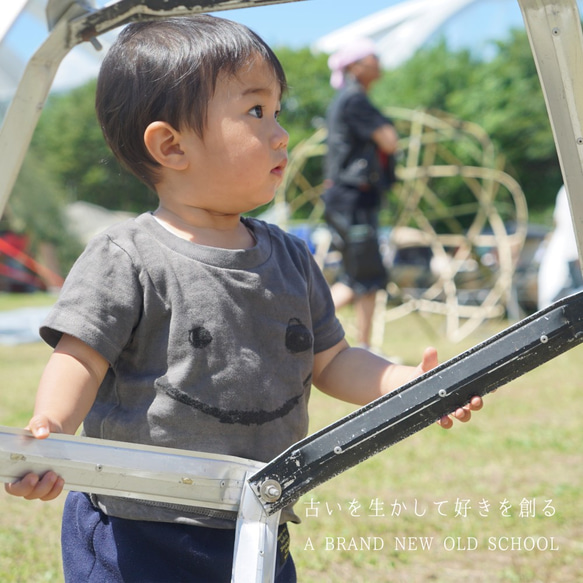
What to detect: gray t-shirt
<box><xmin>41</xmin><ymin>213</ymin><xmax>344</xmax><ymax>525</ymax></box>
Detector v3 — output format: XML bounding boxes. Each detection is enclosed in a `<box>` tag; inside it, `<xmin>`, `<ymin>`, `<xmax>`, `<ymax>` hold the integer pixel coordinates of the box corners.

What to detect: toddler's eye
<box><xmin>250</xmin><ymin>105</ymin><xmax>264</xmax><ymax>119</ymax></box>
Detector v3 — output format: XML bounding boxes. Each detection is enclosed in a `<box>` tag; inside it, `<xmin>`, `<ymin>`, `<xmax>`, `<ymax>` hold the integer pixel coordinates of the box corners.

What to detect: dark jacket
<box><xmin>325</xmin><ymin>78</ymin><xmax>395</xmax><ymax>191</ymax></box>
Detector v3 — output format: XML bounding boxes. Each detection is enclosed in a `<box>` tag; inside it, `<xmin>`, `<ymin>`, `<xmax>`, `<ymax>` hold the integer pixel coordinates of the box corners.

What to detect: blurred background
<box><xmin>2</xmin><ymin>4</ymin><xmax>583</xmax><ymax>583</ymax></box>
<box><xmin>1</xmin><ymin>0</ymin><xmax>582</xmax><ymax>342</ymax></box>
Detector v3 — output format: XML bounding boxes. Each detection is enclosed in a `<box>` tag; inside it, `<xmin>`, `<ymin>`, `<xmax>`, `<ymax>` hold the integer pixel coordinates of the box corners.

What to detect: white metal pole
<box><xmin>518</xmin><ymin>0</ymin><xmax>583</xmax><ymax>267</ymax></box>
<box><xmin>0</xmin><ymin>11</ymin><xmax>74</xmax><ymax>218</ymax></box>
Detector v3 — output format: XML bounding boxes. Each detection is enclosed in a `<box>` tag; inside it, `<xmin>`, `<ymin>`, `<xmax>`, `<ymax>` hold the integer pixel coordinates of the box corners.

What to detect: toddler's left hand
<box><xmin>414</xmin><ymin>346</ymin><xmax>484</xmax><ymax>429</ymax></box>
<box><xmin>438</xmin><ymin>395</ymin><xmax>483</xmax><ymax>429</ymax></box>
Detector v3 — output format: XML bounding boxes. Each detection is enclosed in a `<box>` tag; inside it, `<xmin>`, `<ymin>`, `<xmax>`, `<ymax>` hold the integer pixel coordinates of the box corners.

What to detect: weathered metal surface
<box><xmin>0</xmin><ymin>426</ymin><xmax>263</xmax><ymax>515</ymax></box>
<box><xmin>250</xmin><ymin>290</ymin><xmax>583</xmax><ymax>514</ymax></box>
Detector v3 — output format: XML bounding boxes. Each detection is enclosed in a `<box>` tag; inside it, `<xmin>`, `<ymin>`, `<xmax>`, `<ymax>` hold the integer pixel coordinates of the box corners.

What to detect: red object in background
<box><xmin>0</xmin><ymin>231</ymin><xmax>64</xmax><ymax>292</ymax></box>
<box><xmin>2</xmin><ymin>232</ymin><xmax>26</xmax><ymax>252</ymax></box>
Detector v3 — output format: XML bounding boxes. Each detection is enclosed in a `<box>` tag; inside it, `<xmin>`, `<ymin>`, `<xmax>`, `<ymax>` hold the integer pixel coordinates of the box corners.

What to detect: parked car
<box><xmin>287</xmin><ymin>221</ymin><xmax>550</xmax><ymax>316</ymax></box>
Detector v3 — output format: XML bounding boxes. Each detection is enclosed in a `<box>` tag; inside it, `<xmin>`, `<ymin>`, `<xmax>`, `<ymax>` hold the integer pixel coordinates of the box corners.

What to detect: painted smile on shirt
<box><xmin>160</xmin><ymin>318</ymin><xmax>314</xmax><ymax>425</ymax></box>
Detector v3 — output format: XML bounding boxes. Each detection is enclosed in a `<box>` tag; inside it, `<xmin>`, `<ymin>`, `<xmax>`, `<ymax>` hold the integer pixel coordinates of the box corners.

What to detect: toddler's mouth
<box><xmin>271</xmin><ymin>158</ymin><xmax>287</xmax><ymax>176</ymax></box>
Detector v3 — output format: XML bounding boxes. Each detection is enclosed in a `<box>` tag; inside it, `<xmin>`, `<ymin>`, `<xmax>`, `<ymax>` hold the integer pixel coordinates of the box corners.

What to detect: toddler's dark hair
<box><xmin>96</xmin><ymin>15</ymin><xmax>287</xmax><ymax>190</ymax></box>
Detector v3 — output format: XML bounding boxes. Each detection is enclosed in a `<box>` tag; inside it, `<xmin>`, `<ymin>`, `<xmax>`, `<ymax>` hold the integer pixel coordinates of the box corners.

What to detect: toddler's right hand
<box><xmin>4</xmin><ymin>471</ymin><xmax>64</xmax><ymax>501</ymax></box>
<box><xmin>4</xmin><ymin>415</ymin><xmax>65</xmax><ymax>501</ymax></box>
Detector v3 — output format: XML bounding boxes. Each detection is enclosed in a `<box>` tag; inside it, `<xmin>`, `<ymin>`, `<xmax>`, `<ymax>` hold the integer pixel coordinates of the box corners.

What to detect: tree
<box><xmin>374</xmin><ymin>39</ymin><xmax>477</xmax><ymax>113</ymax></box>
<box><xmin>447</xmin><ymin>30</ymin><xmax>560</xmax><ymax>214</ymax></box>
<box><xmin>7</xmin><ymin>151</ymin><xmax>83</xmax><ymax>274</ymax></box>
<box><xmin>11</xmin><ymin>33</ymin><xmax>563</xmax><ymax>236</ymax></box>
<box><xmin>373</xmin><ymin>32</ymin><xmax>560</xmax><ymax>216</ymax></box>
<box><xmin>29</xmin><ymin>81</ymin><xmax>156</xmax><ymax>214</ymax></box>
<box><xmin>275</xmin><ymin>47</ymin><xmax>334</xmax><ymax>148</ymax></box>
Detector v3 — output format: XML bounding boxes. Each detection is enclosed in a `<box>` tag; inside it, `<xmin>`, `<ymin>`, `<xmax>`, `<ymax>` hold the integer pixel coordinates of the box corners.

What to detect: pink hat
<box><xmin>328</xmin><ymin>37</ymin><xmax>378</xmax><ymax>89</ymax></box>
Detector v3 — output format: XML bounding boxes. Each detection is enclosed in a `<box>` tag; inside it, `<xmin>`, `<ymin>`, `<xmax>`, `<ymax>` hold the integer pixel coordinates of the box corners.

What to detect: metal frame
<box><xmin>277</xmin><ymin>108</ymin><xmax>531</xmax><ymax>343</ymax></box>
<box><xmin>517</xmin><ymin>0</ymin><xmax>583</xmax><ymax>265</ymax></box>
<box><xmin>3</xmin><ymin>288</ymin><xmax>583</xmax><ymax>579</ymax></box>
<box><xmin>0</xmin><ymin>425</ymin><xmax>281</xmax><ymax>583</ymax></box>
<box><xmin>0</xmin><ymin>0</ymin><xmax>305</xmax><ymax>218</ymax></box>
<box><xmin>233</xmin><ymin>474</ymin><xmax>282</xmax><ymax>582</ymax></box>
<box><xmin>3</xmin><ymin>1</ymin><xmax>583</xmax><ymax>582</ymax></box>
<box><xmin>250</xmin><ymin>289</ymin><xmax>583</xmax><ymax>514</ymax></box>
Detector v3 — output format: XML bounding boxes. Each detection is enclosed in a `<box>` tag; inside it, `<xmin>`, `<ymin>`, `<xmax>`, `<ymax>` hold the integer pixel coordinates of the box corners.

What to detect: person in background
<box><xmin>323</xmin><ymin>37</ymin><xmax>398</xmax><ymax>350</ymax></box>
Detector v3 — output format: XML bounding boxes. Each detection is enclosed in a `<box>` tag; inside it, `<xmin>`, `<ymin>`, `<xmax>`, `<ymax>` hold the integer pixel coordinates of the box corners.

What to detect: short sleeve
<box><xmin>305</xmin><ymin>248</ymin><xmax>345</xmax><ymax>354</ymax></box>
<box><xmin>343</xmin><ymin>92</ymin><xmax>391</xmax><ymax>142</ymax></box>
<box><xmin>40</xmin><ymin>233</ymin><xmax>144</xmax><ymax>365</ymax></box>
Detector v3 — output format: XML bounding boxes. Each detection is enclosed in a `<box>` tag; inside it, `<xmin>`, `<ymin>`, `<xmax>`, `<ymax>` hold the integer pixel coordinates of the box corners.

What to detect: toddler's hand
<box><xmin>415</xmin><ymin>346</ymin><xmax>438</xmax><ymax>376</ymax></box>
<box><xmin>414</xmin><ymin>347</ymin><xmax>484</xmax><ymax>429</ymax></box>
<box><xmin>438</xmin><ymin>395</ymin><xmax>483</xmax><ymax>429</ymax></box>
<box><xmin>4</xmin><ymin>471</ymin><xmax>64</xmax><ymax>501</ymax></box>
<box><xmin>4</xmin><ymin>415</ymin><xmax>65</xmax><ymax>501</ymax></box>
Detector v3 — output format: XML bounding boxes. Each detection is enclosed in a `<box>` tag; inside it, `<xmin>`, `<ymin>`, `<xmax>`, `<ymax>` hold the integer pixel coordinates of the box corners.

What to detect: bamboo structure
<box><xmin>275</xmin><ymin>108</ymin><xmax>528</xmax><ymax>343</ymax></box>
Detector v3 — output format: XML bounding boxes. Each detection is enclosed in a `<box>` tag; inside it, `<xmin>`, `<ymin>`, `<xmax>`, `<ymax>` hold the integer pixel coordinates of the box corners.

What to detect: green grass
<box><xmin>0</xmin><ymin>295</ymin><xmax>63</xmax><ymax>582</ymax></box>
<box><xmin>0</xmin><ymin>292</ymin><xmax>58</xmax><ymax>311</ymax></box>
<box><xmin>1</xmin><ymin>295</ymin><xmax>582</xmax><ymax>582</ymax></box>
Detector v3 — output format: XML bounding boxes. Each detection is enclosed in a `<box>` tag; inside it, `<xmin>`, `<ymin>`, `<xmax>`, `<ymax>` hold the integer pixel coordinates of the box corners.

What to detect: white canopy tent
<box><xmin>312</xmin><ymin>0</ymin><xmax>481</xmax><ymax>68</ymax></box>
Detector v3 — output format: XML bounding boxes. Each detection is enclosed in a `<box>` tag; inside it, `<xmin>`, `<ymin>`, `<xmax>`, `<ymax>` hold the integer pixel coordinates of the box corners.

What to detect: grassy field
<box><xmin>0</xmin><ymin>293</ymin><xmax>582</xmax><ymax>582</ymax></box>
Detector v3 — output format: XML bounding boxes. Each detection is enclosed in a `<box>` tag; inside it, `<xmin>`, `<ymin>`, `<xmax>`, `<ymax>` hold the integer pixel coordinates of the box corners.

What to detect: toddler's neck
<box><xmin>152</xmin><ymin>207</ymin><xmax>255</xmax><ymax>250</ymax></box>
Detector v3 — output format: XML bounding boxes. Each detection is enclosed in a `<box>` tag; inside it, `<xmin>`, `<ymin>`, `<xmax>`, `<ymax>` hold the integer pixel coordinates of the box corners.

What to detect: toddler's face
<box><xmin>179</xmin><ymin>56</ymin><xmax>289</xmax><ymax>215</ymax></box>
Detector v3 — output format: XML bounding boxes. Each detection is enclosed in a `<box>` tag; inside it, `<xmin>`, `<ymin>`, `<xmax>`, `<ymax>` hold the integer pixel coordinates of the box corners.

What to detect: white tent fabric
<box><xmin>312</xmin><ymin>0</ymin><xmax>480</xmax><ymax>69</ymax></box>
<box><xmin>0</xmin><ymin>0</ymin><xmax>35</xmax><ymax>101</ymax></box>
<box><xmin>0</xmin><ymin>0</ymin><xmax>112</xmax><ymax>101</ymax></box>
<box><xmin>0</xmin><ymin>1</ymin><xmax>31</xmax><ymax>42</ymax></box>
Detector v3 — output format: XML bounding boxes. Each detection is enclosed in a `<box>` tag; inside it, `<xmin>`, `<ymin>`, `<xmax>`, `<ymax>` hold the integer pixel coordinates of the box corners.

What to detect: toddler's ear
<box><xmin>144</xmin><ymin>121</ymin><xmax>187</xmax><ymax>170</ymax></box>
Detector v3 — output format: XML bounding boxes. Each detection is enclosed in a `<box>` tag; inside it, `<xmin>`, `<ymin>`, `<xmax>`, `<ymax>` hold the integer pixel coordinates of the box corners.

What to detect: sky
<box><xmin>6</xmin><ymin>0</ymin><xmax>528</xmax><ymax>57</ymax></box>
<box><xmin>0</xmin><ymin>0</ymin><xmax>538</xmax><ymax>99</ymax></box>
<box><xmin>212</xmin><ymin>0</ymin><xmax>525</xmax><ymax>51</ymax></box>
<box><xmin>219</xmin><ymin>0</ymin><xmax>418</xmax><ymax>47</ymax></box>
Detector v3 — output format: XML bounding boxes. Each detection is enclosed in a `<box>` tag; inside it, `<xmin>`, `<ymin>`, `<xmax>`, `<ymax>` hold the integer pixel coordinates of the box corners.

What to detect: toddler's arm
<box><xmin>312</xmin><ymin>339</ymin><xmax>482</xmax><ymax>427</ymax></box>
<box><xmin>4</xmin><ymin>333</ymin><xmax>108</xmax><ymax>501</ymax></box>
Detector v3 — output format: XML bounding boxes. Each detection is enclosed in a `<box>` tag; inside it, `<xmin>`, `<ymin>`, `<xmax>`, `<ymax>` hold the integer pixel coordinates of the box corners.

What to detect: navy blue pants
<box><xmin>61</xmin><ymin>491</ymin><xmax>297</xmax><ymax>583</ymax></box>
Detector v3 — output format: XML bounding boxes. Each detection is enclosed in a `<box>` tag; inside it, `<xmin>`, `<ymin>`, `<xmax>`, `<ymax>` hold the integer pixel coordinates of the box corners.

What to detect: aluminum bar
<box><xmin>232</xmin><ymin>474</ymin><xmax>282</xmax><ymax>583</ymax></box>
<box><xmin>0</xmin><ymin>426</ymin><xmax>263</xmax><ymax>514</ymax></box>
<box><xmin>69</xmin><ymin>0</ymin><xmax>306</xmax><ymax>43</ymax></box>
<box><xmin>249</xmin><ymin>290</ymin><xmax>583</xmax><ymax>515</ymax></box>
<box><xmin>0</xmin><ymin>428</ymin><xmax>279</xmax><ymax>581</ymax></box>
<box><xmin>0</xmin><ymin>1</ymin><xmax>85</xmax><ymax>220</ymax></box>
<box><xmin>517</xmin><ymin>0</ymin><xmax>583</xmax><ymax>265</ymax></box>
